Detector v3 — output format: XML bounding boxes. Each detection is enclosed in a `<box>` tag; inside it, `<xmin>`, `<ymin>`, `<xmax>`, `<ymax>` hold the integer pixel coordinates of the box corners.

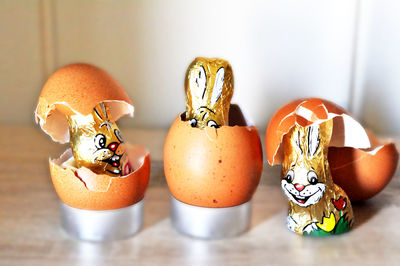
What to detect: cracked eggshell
<box><xmin>35</xmin><ymin>63</ymin><xmax>134</xmax><ymax>143</ymax></box>
<box><xmin>50</xmin><ymin>145</ymin><xmax>150</xmax><ymax>210</ymax></box>
<box><xmin>36</xmin><ymin>63</ymin><xmax>150</xmax><ymax>210</ymax></box>
<box><xmin>164</xmin><ymin>104</ymin><xmax>263</xmax><ymax>208</ymax></box>
<box><xmin>329</xmin><ymin>138</ymin><xmax>399</xmax><ymax>202</ymax></box>
<box><xmin>266</xmin><ymin>98</ymin><xmax>399</xmax><ymax>201</ymax></box>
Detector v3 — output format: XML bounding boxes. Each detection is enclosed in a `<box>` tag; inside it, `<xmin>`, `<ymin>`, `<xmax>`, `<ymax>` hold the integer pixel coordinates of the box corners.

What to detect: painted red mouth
<box><xmin>292</xmin><ymin>195</ymin><xmax>311</xmax><ymax>204</ymax></box>
<box><xmin>286</xmin><ymin>187</ymin><xmax>323</xmax><ymax>205</ymax></box>
<box><xmin>102</xmin><ymin>154</ymin><xmax>122</xmax><ymax>169</ymax></box>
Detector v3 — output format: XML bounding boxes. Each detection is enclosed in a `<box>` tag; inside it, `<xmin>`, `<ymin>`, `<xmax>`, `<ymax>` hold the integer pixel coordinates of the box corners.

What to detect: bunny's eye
<box><xmin>207</xmin><ymin>120</ymin><xmax>219</xmax><ymax>128</ymax></box>
<box><xmin>307</xmin><ymin>171</ymin><xmax>318</xmax><ymax>185</ymax></box>
<box><xmin>285</xmin><ymin>170</ymin><xmax>294</xmax><ymax>183</ymax></box>
<box><xmin>189</xmin><ymin>118</ymin><xmax>197</xmax><ymax>127</ymax></box>
<box><xmin>114</xmin><ymin>129</ymin><xmax>124</xmax><ymax>143</ymax></box>
<box><xmin>94</xmin><ymin>134</ymin><xmax>106</xmax><ymax>149</ymax></box>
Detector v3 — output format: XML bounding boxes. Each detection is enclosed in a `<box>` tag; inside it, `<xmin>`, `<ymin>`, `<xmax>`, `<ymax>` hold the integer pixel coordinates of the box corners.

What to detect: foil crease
<box><xmin>67</xmin><ymin>103</ymin><xmax>131</xmax><ymax>177</ymax></box>
<box><xmin>281</xmin><ymin>120</ymin><xmax>354</xmax><ymax>236</ymax></box>
<box><xmin>185</xmin><ymin>57</ymin><xmax>233</xmax><ymax>129</ymax></box>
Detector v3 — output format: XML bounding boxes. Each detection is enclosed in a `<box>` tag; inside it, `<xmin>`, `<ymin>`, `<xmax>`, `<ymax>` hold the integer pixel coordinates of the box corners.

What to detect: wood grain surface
<box><xmin>0</xmin><ymin>125</ymin><xmax>399</xmax><ymax>266</ymax></box>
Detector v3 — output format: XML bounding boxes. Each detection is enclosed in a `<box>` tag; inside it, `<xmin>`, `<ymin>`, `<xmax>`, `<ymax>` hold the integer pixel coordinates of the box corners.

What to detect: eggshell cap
<box><xmin>35</xmin><ymin>63</ymin><xmax>134</xmax><ymax>143</ymax></box>
<box><xmin>164</xmin><ymin>104</ymin><xmax>263</xmax><ymax>208</ymax></box>
<box><xmin>266</xmin><ymin>98</ymin><xmax>371</xmax><ymax>165</ymax></box>
<box><xmin>49</xmin><ymin>145</ymin><xmax>150</xmax><ymax>210</ymax></box>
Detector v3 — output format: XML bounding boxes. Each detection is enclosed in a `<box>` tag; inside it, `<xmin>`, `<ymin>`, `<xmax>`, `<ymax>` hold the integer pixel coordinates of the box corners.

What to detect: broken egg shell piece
<box><xmin>49</xmin><ymin>144</ymin><xmax>150</xmax><ymax>210</ymax></box>
<box><xmin>329</xmin><ymin>141</ymin><xmax>399</xmax><ymax>202</ymax></box>
<box><xmin>34</xmin><ymin>63</ymin><xmax>134</xmax><ymax>144</ymax></box>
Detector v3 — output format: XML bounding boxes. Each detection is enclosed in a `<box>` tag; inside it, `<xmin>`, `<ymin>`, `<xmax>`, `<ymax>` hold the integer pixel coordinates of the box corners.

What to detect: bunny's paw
<box><xmin>286</xmin><ymin>215</ymin><xmax>297</xmax><ymax>232</ymax></box>
<box><xmin>303</xmin><ymin>222</ymin><xmax>318</xmax><ymax>234</ymax></box>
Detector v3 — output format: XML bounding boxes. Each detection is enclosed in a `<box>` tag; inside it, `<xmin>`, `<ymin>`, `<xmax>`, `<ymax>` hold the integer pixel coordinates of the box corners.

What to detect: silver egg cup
<box><xmin>170</xmin><ymin>196</ymin><xmax>251</xmax><ymax>239</ymax></box>
<box><xmin>60</xmin><ymin>199</ymin><xmax>144</xmax><ymax>242</ymax></box>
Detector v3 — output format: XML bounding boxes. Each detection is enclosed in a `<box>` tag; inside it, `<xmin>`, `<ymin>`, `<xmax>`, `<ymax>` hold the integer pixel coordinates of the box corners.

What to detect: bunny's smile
<box><xmin>281</xmin><ymin>179</ymin><xmax>326</xmax><ymax>207</ymax></box>
<box><xmin>101</xmin><ymin>154</ymin><xmax>122</xmax><ymax>174</ymax></box>
<box><xmin>92</xmin><ymin>141</ymin><xmax>125</xmax><ymax>175</ymax></box>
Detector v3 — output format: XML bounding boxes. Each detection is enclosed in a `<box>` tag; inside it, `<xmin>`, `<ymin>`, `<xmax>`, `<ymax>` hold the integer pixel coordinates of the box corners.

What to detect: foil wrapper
<box><xmin>185</xmin><ymin>57</ymin><xmax>233</xmax><ymax>129</ymax></box>
<box><xmin>67</xmin><ymin>103</ymin><xmax>132</xmax><ymax>177</ymax></box>
<box><xmin>281</xmin><ymin>120</ymin><xmax>354</xmax><ymax>236</ymax></box>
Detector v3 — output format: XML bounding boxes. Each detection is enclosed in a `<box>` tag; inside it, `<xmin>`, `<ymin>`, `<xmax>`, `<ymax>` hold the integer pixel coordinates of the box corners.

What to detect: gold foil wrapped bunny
<box><xmin>281</xmin><ymin>120</ymin><xmax>354</xmax><ymax>236</ymax></box>
<box><xmin>185</xmin><ymin>57</ymin><xmax>233</xmax><ymax>128</ymax></box>
<box><xmin>67</xmin><ymin>103</ymin><xmax>132</xmax><ymax>176</ymax></box>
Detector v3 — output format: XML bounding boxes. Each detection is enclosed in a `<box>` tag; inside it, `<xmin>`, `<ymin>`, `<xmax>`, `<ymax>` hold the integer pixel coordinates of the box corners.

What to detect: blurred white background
<box><xmin>0</xmin><ymin>0</ymin><xmax>399</xmax><ymax>134</ymax></box>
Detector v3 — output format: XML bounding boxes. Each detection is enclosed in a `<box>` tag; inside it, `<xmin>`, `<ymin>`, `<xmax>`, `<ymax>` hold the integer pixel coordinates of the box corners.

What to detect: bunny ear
<box><xmin>295</xmin><ymin>130</ymin><xmax>303</xmax><ymax>155</ymax></box>
<box><xmin>93</xmin><ymin>105</ymin><xmax>103</xmax><ymax>119</ymax></box>
<box><xmin>210</xmin><ymin>67</ymin><xmax>225</xmax><ymax>106</ymax></box>
<box><xmin>308</xmin><ymin>124</ymin><xmax>320</xmax><ymax>157</ymax></box>
<box><xmin>189</xmin><ymin>65</ymin><xmax>207</xmax><ymax>100</ymax></box>
<box><xmin>93</xmin><ymin>103</ymin><xmax>109</xmax><ymax>121</ymax></box>
<box><xmin>100</xmin><ymin>102</ymin><xmax>108</xmax><ymax>119</ymax></box>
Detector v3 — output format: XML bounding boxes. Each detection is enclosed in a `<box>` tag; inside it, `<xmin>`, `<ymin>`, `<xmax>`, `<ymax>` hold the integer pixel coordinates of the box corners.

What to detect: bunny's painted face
<box><xmin>281</xmin><ymin>123</ymin><xmax>332</xmax><ymax>207</ymax></box>
<box><xmin>67</xmin><ymin>103</ymin><xmax>131</xmax><ymax>176</ymax></box>
<box><xmin>185</xmin><ymin>57</ymin><xmax>233</xmax><ymax>129</ymax></box>
<box><xmin>282</xmin><ymin>167</ymin><xmax>326</xmax><ymax>207</ymax></box>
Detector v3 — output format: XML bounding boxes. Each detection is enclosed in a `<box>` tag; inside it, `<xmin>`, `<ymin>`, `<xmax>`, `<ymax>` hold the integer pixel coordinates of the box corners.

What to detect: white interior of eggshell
<box><xmin>35</xmin><ymin>100</ymin><xmax>134</xmax><ymax>144</ymax></box>
<box><xmin>360</xmin><ymin>129</ymin><xmax>388</xmax><ymax>155</ymax></box>
<box><xmin>51</xmin><ymin>144</ymin><xmax>148</xmax><ymax>192</ymax></box>
<box><xmin>293</xmin><ymin>104</ymin><xmax>371</xmax><ymax>149</ymax></box>
<box><xmin>330</xmin><ymin>114</ymin><xmax>370</xmax><ymax>148</ymax></box>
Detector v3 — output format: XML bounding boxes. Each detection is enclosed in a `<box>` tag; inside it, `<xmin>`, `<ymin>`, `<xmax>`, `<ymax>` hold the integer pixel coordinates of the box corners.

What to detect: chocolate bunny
<box><xmin>67</xmin><ymin>102</ymin><xmax>131</xmax><ymax>176</ymax></box>
<box><xmin>185</xmin><ymin>57</ymin><xmax>233</xmax><ymax>129</ymax></box>
<box><xmin>281</xmin><ymin>119</ymin><xmax>354</xmax><ymax>236</ymax></box>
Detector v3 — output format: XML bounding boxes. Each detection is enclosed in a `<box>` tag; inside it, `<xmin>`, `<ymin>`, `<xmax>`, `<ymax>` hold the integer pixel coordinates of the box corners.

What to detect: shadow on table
<box><xmin>352</xmin><ymin>201</ymin><xmax>380</xmax><ymax>229</ymax></box>
<box><xmin>249</xmin><ymin>165</ymin><xmax>287</xmax><ymax>229</ymax></box>
<box><xmin>351</xmin><ymin>188</ymin><xmax>396</xmax><ymax>229</ymax></box>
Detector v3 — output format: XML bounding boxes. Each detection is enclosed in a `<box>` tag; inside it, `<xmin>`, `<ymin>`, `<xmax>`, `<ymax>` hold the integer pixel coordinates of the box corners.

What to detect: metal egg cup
<box><xmin>171</xmin><ymin>196</ymin><xmax>252</xmax><ymax>239</ymax></box>
<box><xmin>60</xmin><ymin>199</ymin><xmax>144</xmax><ymax>242</ymax></box>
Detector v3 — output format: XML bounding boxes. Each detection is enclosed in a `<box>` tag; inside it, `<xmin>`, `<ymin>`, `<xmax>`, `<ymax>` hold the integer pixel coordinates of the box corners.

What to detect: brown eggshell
<box><xmin>329</xmin><ymin>143</ymin><xmax>399</xmax><ymax>201</ymax></box>
<box><xmin>164</xmin><ymin>105</ymin><xmax>263</xmax><ymax>208</ymax></box>
<box><xmin>50</xmin><ymin>145</ymin><xmax>150</xmax><ymax>210</ymax></box>
<box><xmin>35</xmin><ymin>63</ymin><xmax>134</xmax><ymax>143</ymax></box>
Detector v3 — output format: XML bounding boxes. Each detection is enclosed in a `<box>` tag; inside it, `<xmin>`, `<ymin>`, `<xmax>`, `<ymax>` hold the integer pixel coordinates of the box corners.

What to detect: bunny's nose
<box><xmin>108</xmin><ymin>142</ymin><xmax>119</xmax><ymax>152</ymax></box>
<box><xmin>294</xmin><ymin>183</ymin><xmax>305</xmax><ymax>191</ymax></box>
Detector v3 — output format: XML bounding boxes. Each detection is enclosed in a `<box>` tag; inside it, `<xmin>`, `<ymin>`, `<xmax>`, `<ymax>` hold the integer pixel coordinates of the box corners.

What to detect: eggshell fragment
<box><xmin>35</xmin><ymin>63</ymin><xmax>134</xmax><ymax>143</ymax></box>
<box><xmin>329</xmin><ymin>143</ymin><xmax>398</xmax><ymax>202</ymax></box>
<box><xmin>164</xmin><ymin>105</ymin><xmax>263</xmax><ymax>208</ymax></box>
<box><xmin>50</xmin><ymin>145</ymin><xmax>150</xmax><ymax>210</ymax></box>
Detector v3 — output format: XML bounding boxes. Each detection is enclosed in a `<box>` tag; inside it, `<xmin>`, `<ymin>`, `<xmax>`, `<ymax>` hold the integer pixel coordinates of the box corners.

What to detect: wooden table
<box><xmin>1</xmin><ymin>125</ymin><xmax>399</xmax><ymax>266</ymax></box>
